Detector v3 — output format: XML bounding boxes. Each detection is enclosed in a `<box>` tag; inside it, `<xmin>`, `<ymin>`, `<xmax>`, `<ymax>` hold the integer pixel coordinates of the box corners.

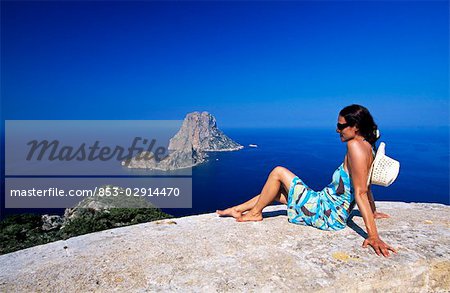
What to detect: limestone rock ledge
<box><xmin>0</xmin><ymin>202</ymin><xmax>449</xmax><ymax>292</ymax></box>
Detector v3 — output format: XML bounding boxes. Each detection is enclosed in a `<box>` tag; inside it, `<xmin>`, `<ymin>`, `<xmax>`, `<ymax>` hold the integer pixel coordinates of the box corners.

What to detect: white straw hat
<box><xmin>367</xmin><ymin>142</ymin><xmax>400</xmax><ymax>187</ymax></box>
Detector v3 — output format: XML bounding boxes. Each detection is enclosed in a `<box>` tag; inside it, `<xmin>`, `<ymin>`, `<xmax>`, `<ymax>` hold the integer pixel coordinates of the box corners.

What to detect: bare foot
<box><xmin>374</xmin><ymin>211</ymin><xmax>390</xmax><ymax>219</ymax></box>
<box><xmin>216</xmin><ymin>207</ymin><xmax>242</xmax><ymax>219</ymax></box>
<box><xmin>236</xmin><ymin>211</ymin><xmax>263</xmax><ymax>222</ymax></box>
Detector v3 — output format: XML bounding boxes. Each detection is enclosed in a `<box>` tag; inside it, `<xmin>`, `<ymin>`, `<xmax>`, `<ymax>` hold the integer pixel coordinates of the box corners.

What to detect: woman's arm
<box><xmin>367</xmin><ymin>187</ymin><xmax>376</xmax><ymax>213</ymax></box>
<box><xmin>347</xmin><ymin>141</ymin><xmax>396</xmax><ymax>257</ymax></box>
<box><xmin>368</xmin><ymin>188</ymin><xmax>390</xmax><ymax>219</ymax></box>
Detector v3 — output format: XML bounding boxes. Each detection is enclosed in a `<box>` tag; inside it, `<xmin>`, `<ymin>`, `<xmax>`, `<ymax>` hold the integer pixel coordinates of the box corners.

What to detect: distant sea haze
<box><xmin>1</xmin><ymin>127</ymin><xmax>449</xmax><ymax>219</ymax></box>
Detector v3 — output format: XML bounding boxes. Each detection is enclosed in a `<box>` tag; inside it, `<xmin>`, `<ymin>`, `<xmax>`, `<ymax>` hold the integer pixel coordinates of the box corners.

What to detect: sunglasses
<box><xmin>337</xmin><ymin>122</ymin><xmax>350</xmax><ymax>130</ymax></box>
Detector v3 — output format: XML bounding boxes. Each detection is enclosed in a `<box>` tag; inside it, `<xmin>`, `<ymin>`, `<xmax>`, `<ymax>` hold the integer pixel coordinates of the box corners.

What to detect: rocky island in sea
<box><xmin>123</xmin><ymin>111</ymin><xmax>243</xmax><ymax>170</ymax></box>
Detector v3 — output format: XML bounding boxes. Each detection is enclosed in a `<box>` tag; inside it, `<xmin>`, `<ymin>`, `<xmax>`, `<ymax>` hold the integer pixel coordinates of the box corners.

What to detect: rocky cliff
<box><xmin>123</xmin><ymin>111</ymin><xmax>242</xmax><ymax>170</ymax></box>
<box><xmin>123</xmin><ymin>148</ymin><xmax>207</xmax><ymax>171</ymax></box>
<box><xmin>1</xmin><ymin>202</ymin><xmax>449</xmax><ymax>292</ymax></box>
<box><xmin>168</xmin><ymin>111</ymin><xmax>243</xmax><ymax>152</ymax></box>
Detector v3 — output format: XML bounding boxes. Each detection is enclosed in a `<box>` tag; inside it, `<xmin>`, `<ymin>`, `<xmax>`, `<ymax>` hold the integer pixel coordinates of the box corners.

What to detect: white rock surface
<box><xmin>1</xmin><ymin>202</ymin><xmax>449</xmax><ymax>292</ymax></box>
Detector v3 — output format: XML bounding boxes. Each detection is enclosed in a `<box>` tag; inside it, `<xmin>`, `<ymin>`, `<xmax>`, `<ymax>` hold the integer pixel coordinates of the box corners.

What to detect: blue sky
<box><xmin>1</xmin><ymin>1</ymin><xmax>449</xmax><ymax>129</ymax></box>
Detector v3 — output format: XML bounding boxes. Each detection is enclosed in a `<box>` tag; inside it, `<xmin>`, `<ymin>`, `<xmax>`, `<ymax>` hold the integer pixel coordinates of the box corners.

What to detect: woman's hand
<box><xmin>362</xmin><ymin>236</ymin><xmax>397</xmax><ymax>257</ymax></box>
<box><xmin>373</xmin><ymin>211</ymin><xmax>390</xmax><ymax>219</ymax></box>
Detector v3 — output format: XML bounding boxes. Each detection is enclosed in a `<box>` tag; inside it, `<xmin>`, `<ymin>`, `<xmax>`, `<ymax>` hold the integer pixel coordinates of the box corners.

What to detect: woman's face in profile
<box><xmin>336</xmin><ymin>116</ymin><xmax>358</xmax><ymax>142</ymax></box>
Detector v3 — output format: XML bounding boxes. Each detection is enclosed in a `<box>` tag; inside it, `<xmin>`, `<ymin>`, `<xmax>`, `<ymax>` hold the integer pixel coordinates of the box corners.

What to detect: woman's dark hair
<box><xmin>339</xmin><ymin>104</ymin><xmax>380</xmax><ymax>148</ymax></box>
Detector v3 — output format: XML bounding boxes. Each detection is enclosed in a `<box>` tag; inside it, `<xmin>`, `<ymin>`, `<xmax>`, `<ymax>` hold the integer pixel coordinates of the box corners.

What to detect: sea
<box><xmin>1</xmin><ymin>127</ymin><xmax>449</xmax><ymax>220</ymax></box>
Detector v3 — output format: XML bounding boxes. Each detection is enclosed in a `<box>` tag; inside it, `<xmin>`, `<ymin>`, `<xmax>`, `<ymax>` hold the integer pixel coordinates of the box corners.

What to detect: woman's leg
<box><xmin>216</xmin><ymin>186</ymin><xmax>288</xmax><ymax>218</ymax></box>
<box><xmin>216</xmin><ymin>195</ymin><xmax>259</xmax><ymax>218</ymax></box>
<box><xmin>237</xmin><ymin>166</ymin><xmax>297</xmax><ymax>222</ymax></box>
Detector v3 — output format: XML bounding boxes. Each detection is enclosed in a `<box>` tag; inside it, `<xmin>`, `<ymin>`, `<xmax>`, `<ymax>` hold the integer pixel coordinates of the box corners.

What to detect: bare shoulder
<box><xmin>346</xmin><ymin>139</ymin><xmax>366</xmax><ymax>155</ymax></box>
<box><xmin>346</xmin><ymin>140</ymin><xmax>372</xmax><ymax>166</ymax></box>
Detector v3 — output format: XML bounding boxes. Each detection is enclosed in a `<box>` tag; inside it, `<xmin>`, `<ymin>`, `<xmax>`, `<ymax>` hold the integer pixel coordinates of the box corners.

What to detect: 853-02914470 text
<box><xmin>5</xmin><ymin>177</ymin><xmax>192</xmax><ymax>208</ymax></box>
<box><xmin>9</xmin><ymin>187</ymin><xmax>181</xmax><ymax>197</ymax></box>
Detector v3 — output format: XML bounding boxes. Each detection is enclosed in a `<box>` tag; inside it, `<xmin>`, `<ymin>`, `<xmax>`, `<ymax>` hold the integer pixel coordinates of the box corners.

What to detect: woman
<box><xmin>216</xmin><ymin>104</ymin><xmax>396</xmax><ymax>257</ymax></box>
